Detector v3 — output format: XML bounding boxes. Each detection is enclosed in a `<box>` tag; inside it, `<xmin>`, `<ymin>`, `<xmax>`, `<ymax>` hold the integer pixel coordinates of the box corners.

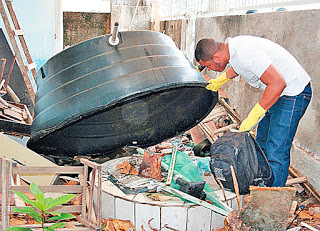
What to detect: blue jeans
<box><xmin>256</xmin><ymin>83</ymin><xmax>312</xmax><ymax>187</ymax></box>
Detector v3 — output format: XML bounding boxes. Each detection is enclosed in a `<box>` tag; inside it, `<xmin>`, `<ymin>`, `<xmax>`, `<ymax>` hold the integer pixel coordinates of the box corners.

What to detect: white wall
<box><xmin>62</xmin><ymin>0</ymin><xmax>110</xmax><ymax>13</ymax></box>
<box><xmin>55</xmin><ymin>0</ymin><xmax>111</xmax><ymax>53</ymax></box>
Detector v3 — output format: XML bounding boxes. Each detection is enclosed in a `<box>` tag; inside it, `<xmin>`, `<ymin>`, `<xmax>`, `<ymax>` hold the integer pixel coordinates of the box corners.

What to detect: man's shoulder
<box><xmin>230</xmin><ymin>35</ymin><xmax>267</xmax><ymax>43</ymax></box>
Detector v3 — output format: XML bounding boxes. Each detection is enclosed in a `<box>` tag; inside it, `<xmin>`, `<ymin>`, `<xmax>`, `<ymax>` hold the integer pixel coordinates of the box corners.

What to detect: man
<box><xmin>195</xmin><ymin>36</ymin><xmax>312</xmax><ymax>187</ymax></box>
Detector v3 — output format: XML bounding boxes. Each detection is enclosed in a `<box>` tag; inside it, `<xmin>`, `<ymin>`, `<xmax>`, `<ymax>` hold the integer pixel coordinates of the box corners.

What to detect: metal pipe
<box><xmin>129</xmin><ymin>0</ymin><xmax>141</xmax><ymax>30</ymax></box>
<box><xmin>108</xmin><ymin>22</ymin><xmax>119</xmax><ymax>46</ymax></box>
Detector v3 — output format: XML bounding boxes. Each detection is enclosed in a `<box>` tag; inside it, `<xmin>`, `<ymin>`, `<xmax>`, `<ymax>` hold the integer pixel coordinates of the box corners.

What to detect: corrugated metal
<box><xmin>27</xmin><ymin>30</ymin><xmax>217</xmax><ymax>156</ymax></box>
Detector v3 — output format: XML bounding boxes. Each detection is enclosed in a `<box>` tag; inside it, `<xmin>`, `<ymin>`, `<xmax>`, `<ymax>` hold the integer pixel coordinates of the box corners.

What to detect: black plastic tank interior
<box><xmin>27</xmin><ymin>30</ymin><xmax>218</xmax><ymax>156</ymax></box>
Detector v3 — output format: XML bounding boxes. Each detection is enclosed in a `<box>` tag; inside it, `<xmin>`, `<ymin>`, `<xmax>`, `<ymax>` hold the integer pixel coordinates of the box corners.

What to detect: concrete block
<box><xmin>239</xmin><ymin>186</ymin><xmax>296</xmax><ymax>231</ymax></box>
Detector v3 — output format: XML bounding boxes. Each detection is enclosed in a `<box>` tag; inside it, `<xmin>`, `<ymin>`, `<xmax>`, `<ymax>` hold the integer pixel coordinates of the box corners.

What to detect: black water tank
<box><xmin>27</xmin><ymin>30</ymin><xmax>218</xmax><ymax>156</ymax></box>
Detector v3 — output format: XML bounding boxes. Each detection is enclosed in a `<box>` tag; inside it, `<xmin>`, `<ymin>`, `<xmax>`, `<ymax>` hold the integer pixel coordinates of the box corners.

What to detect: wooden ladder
<box><xmin>198</xmin><ymin>97</ymin><xmax>242</xmax><ymax>143</ymax></box>
<box><xmin>0</xmin><ymin>0</ymin><xmax>37</xmax><ymax>105</ymax></box>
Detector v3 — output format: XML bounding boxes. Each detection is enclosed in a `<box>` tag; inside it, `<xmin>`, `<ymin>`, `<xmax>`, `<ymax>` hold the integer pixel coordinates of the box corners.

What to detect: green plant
<box><xmin>6</xmin><ymin>182</ymin><xmax>76</xmax><ymax>231</ymax></box>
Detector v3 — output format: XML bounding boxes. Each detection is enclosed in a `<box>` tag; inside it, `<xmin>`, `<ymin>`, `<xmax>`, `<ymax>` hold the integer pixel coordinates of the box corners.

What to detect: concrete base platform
<box><xmin>291</xmin><ymin>141</ymin><xmax>320</xmax><ymax>193</ymax></box>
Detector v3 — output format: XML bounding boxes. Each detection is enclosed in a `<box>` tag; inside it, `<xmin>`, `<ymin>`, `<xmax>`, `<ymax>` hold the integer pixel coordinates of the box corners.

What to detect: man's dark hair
<box><xmin>195</xmin><ymin>38</ymin><xmax>222</xmax><ymax>62</ymax></box>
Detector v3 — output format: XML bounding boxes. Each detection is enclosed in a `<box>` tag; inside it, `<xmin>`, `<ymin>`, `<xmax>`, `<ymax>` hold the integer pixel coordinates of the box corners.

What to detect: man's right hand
<box><xmin>205</xmin><ymin>72</ymin><xmax>230</xmax><ymax>91</ymax></box>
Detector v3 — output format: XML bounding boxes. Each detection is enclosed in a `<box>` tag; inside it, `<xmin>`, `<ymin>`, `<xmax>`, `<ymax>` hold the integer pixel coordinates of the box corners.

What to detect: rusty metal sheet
<box><xmin>138</xmin><ymin>150</ymin><xmax>165</xmax><ymax>181</ymax></box>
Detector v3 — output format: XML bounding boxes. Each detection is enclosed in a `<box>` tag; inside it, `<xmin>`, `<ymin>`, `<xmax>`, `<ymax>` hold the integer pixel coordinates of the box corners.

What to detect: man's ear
<box><xmin>212</xmin><ymin>53</ymin><xmax>222</xmax><ymax>63</ymax></box>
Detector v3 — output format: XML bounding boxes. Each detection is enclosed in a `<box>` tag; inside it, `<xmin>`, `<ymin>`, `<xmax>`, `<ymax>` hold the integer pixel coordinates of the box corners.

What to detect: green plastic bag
<box><xmin>162</xmin><ymin>150</ymin><xmax>231</xmax><ymax>214</ymax></box>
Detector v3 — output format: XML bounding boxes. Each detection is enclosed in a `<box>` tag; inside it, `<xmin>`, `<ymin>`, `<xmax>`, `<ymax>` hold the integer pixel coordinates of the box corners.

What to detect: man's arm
<box><xmin>226</xmin><ymin>67</ymin><xmax>238</xmax><ymax>80</ymax></box>
<box><xmin>259</xmin><ymin>64</ymin><xmax>287</xmax><ymax>110</ymax></box>
<box><xmin>203</xmin><ymin>67</ymin><xmax>238</xmax><ymax>82</ymax></box>
<box><xmin>239</xmin><ymin>64</ymin><xmax>286</xmax><ymax>132</ymax></box>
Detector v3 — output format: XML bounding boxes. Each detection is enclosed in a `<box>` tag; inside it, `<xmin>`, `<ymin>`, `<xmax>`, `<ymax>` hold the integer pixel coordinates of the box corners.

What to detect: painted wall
<box><xmin>193</xmin><ymin>9</ymin><xmax>320</xmax><ymax>190</ymax></box>
<box><xmin>0</xmin><ymin>0</ymin><xmax>55</xmax><ymax>70</ymax></box>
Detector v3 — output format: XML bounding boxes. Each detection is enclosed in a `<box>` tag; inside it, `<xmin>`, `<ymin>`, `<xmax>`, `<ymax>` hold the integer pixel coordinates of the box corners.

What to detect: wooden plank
<box><xmin>96</xmin><ymin>167</ymin><xmax>102</xmax><ymax>228</ymax></box>
<box><xmin>230</xmin><ymin>165</ymin><xmax>241</xmax><ymax>212</ymax></box>
<box><xmin>6</xmin><ymin>85</ymin><xmax>21</xmax><ymax>104</ymax></box>
<box><xmin>1</xmin><ymin>158</ymin><xmax>8</xmax><ymax>229</ymax></box>
<box><xmin>0</xmin><ymin>110</ymin><xmax>24</xmax><ymax>123</ymax></box>
<box><xmin>288</xmin><ymin>165</ymin><xmax>320</xmax><ymax>202</ymax></box>
<box><xmin>3</xmin><ymin>108</ymin><xmax>23</xmax><ymax>121</ymax></box>
<box><xmin>77</xmin><ymin>216</ymin><xmax>99</xmax><ymax>230</ymax></box>
<box><xmin>87</xmin><ymin>170</ymin><xmax>96</xmax><ymax>223</ymax></box>
<box><xmin>80</xmin><ymin>159</ymin><xmax>100</xmax><ymax>169</ymax></box>
<box><xmin>11</xmin><ymin>174</ymin><xmax>25</xmax><ymax>207</ymax></box>
<box><xmin>212</xmin><ymin>123</ymin><xmax>239</xmax><ymax>134</ymax></box>
<box><xmin>6</xmin><ymin>159</ymin><xmax>12</xmax><ymax>229</ymax></box>
<box><xmin>23</xmin><ymin>104</ymin><xmax>33</xmax><ymax>124</ymax></box>
<box><xmin>287</xmin><ymin>200</ymin><xmax>298</xmax><ymax>225</ymax></box>
<box><xmin>1</xmin><ymin>158</ymin><xmax>12</xmax><ymax>229</ymax></box>
<box><xmin>198</xmin><ymin>122</ymin><xmax>217</xmax><ymax>143</ymax></box>
<box><xmin>81</xmin><ymin>165</ymin><xmax>88</xmax><ymax>217</ymax></box>
<box><xmin>11</xmin><ymin>185</ymin><xmax>83</xmax><ymax>193</ymax></box>
<box><xmin>0</xmin><ymin>96</ymin><xmax>9</xmax><ymax>107</ymax></box>
<box><xmin>218</xmin><ymin>98</ymin><xmax>242</xmax><ymax>123</ymax></box>
<box><xmin>0</xmin><ymin>79</ymin><xmax>5</xmax><ymax>89</ymax></box>
<box><xmin>12</xmin><ymin>166</ymin><xmax>84</xmax><ymax>174</ymax></box>
<box><xmin>9</xmin><ymin>105</ymin><xmax>23</xmax><ymax>113</ymax></box>
<box><xmin>10</xmin><ymin>222</ymin><xmax>92</xmax><ymax>230</ymax></box>
<box><xmin>202</xmin><ymin>111</ymin><xmax>227</xmax><ymax>123</ymax></box>
<box><xmin>5</xmin><ymin>205</ymin><xmax>82</xmax><ymax>214</ymax></box>
<box><xmin>0</xmin><ymin>102</ymin><xmax>8</xmax><ymax>109</ymax></box>
<box><xmin>285</xmin><ymin>177</ymin><xmax>307</xmax><ymax>186</ymax></box>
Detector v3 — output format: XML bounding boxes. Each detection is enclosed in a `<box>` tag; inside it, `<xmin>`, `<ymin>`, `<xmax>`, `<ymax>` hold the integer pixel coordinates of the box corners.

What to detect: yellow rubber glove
<box><xmin>239</xmin><ymin>103</ymin><xmax>266</xmax><ymax>132</ymax></box>
<box><xmin>205</xmin><ymin>72</ymin><xmax>230</xmax><ymax>91</ymax></box>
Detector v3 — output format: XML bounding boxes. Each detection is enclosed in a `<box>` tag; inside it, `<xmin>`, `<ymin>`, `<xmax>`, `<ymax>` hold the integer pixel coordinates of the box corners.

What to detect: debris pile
<box><xmin>3</xmin><ymin>96</ymin><xmax>320</xmax><ymax>230</ymax></box>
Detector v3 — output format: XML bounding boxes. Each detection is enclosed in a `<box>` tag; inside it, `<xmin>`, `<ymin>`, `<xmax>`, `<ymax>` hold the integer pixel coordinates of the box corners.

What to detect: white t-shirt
<box><xmin>226</xmin><ymin>36</ymin><xmax>311</xmax><ymax>96</ymax></box>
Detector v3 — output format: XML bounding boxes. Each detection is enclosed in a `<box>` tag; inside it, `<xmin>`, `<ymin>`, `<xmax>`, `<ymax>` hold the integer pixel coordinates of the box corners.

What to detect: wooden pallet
<box><xmin>198</xmin><ymin>98</ymin><xmax>242</xmax><ymax>143</ymax></box>
<box><xmin>1</xmin><ymin>158</ymin><xmax>102</xmax><ymax>230</ymax></box>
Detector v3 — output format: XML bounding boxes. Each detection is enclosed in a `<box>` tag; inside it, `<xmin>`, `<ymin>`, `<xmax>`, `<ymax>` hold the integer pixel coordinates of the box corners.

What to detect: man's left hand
<box><xmin>239</xmin><ymin>103</ymin><xmax>266</xmax><ymax>132</ymax></box>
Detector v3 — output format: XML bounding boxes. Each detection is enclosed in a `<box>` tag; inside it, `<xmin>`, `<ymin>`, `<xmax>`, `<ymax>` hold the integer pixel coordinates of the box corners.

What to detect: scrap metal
<box><xmin>138</xmin><ymin>150</ymin><xmax>165</xmax><ymax>181</ymax></box>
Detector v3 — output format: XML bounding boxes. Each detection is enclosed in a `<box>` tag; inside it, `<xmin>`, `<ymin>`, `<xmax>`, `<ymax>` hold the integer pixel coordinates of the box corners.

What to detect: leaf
<box><xmin>11</xmin><ymin>207</ymin><xmax>42</xmax><ymax>224</ymax></box>
<box><xmin>5</xmin><ymin>227</ymin><xmax>32</xmax><ymax>231</ymax></box>
<box><xmin>30</xmin><ymin>182</ymin><xmax>44</xmax><ymax>204</ymax></box>
<box><xmin>49</xmin><ymin>212</ymin><xmax>62</xmax><ymax>216</ymax></box>
<box><xmin>11</xmin><ymin>190</ymin><xmax>42</xmax><ymax>212</ymax></box>
<box><xmin>44</xmin><ymin>228</ymin><xmax>55</xmax><ymax>231</ymax></box>
<box><xmin>47</xmin><ymin>213</ymin><xmax>76</xmax><ymax>221</ymax></box>
<box><xmin>49</xmin><ymin>223</ymin><xmax>66</xmax><ymax>229</ymax></box>
<box><xmin>45</xmin><ymin>194</ymin><xmax>76</xmax><ymax>211</ymax></box>
<box><xmin>11</xmin><ymin>190</ymin><xmax>34</xmax><ymax>207</ymax></box>
<box><xmin>33</xmin><ymin>200</ymin><xmax>47</xmax><ymax>212</ymax></box>
<box><xmin>44</xmin><ymin>197</ymin><xmax>54</xmax><ymax>208</ymax></box>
